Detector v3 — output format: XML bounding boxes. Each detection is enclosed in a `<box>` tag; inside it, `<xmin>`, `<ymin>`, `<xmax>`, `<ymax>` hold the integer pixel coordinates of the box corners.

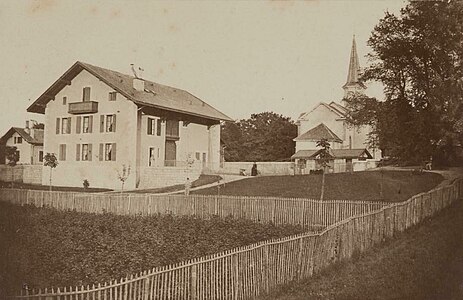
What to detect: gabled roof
<box><xmin>291</xmin><ymin>149</ymin><xmax>319</xmax><ymax>159</ymax></box>
<box><xmin>0</xmin><ymin>127</ymin><xmax>44</xmax><ymax>145</ymax></box>
<box><xmin>294</xmin><ymin>123</ymin><xmax>342</xmax><ymax>142</ymax></box>
<box><xmin>297</xmin><ymin>102</ymin><xmax>345</xmax><ymax>121</ymax></box>
<box><xmin>291</xmin><ymin>148</ymin><xmax>372</xmax><ymax>160</ymax></box>
<box><xmin>331</xmin><ymin>148</ymin><xmax>372</xmax><ymax>159</ymax></box>
<box><xmin>328</xmin><ymin>101</ymin><xmax>348</xmax><ymax>117</ymax></box>
<box><xmin>27</xmin><ymin>61</ymin><xmax>233</xmax><ymax>122</ymax></box>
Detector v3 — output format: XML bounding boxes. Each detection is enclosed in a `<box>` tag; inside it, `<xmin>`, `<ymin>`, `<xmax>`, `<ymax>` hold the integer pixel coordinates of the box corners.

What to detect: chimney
<box><xmin>25</xmin><ymin>120</ymin><xmax>30</xmax><ymax>134</ymax></box>
<box><xmin>133</xmin><ymin>78</ymin><xmax>145</xmax><ymax>91</ymax></box>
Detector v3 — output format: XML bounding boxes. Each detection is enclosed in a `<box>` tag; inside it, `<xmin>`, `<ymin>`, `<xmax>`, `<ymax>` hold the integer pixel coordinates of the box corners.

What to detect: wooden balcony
<box><xmin>68</xmin><ymin>101</ymin><xmax>98</xmax><ymax>114</ymax></box>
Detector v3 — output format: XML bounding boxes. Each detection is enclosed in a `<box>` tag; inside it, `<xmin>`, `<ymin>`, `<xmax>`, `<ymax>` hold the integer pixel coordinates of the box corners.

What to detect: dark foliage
<box><xmin>0</xmin><ymin>202</ymin><xmax>304</xmax><ymax>295</ymax></box>
<box><xmin>345</xmin><ymin>1</ymin><xmax>463</xmax><ymax>166</ymax></box>
<box><xmin>221</xmin><ymin>112</ymin><xmax>297</xmax><ymax>162</ymax></box>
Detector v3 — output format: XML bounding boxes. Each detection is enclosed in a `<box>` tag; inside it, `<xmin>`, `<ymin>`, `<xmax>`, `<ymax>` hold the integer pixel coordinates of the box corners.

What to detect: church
<box><xmin>291</xmin><ymin>37</ymin><xmax>381</xmax><ymax>174</ymax></box>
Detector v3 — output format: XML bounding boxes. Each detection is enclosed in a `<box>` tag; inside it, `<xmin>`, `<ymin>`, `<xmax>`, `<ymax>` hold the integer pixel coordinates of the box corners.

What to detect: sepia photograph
<box><xmin>0</xmin><ymin>0</ymin><xmax>462</xmax><ymax>299</ymax></box>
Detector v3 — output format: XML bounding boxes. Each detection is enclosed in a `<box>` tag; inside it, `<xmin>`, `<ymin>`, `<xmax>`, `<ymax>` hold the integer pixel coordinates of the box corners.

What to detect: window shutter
<box><xmin>67</xmin><ymin>117</ymin><xmax>71</xmax><ymax>134</ymax></box>
<box><xmin>99</xmin><ymin>143</ymin><xmax>103</xmax><ymax>161</ymax></box>
<box><xmin>157</xmin><ymin>119</ymin><xmax>162</xmax><ymax>136</ymax></box>
<box><xmin>76</xmin><ymin>116</ymin><xmax>81</xmax><ymax>134</ymax></box>
<box><xmin>76</xmin><ymin>144</ymin><xmax>81</xmax><ymax>161</ymax></box>
<box><xmin>56</xmin><ymin>118</ymin><xmax>60</xmax><ymax>134</ymax></box>
<box><xmin>111</xmin><ymin>143</ymin><xmax>116</xmax><ymax>161</ymax></box>
<box><xmin>89</xmin><ymin>116</ymin><xmax>93</xmax><ymax>133</ymax></box>
<box><xmin>112</xmin><ymin>115</ymin><xmax>116</xmax><ymax>132</ymax></box>
<box><xmin>63</xmin><ymin>144</ymin><xmax>66</xmax><ymax>161</ymax></box>
<box><xmin>147</xmin><ymin>118</ymin><xmax>152</xmax><ymax>135</ymax></box>
<box><xmin>88</xmin><ymin>144</ymin><xmax>92</xmax><ymax>161</ymax></box>
<box><xmin>100</xmin><ymin>115</ymin><xmax>104</xmax><ymax>132</ymax></box>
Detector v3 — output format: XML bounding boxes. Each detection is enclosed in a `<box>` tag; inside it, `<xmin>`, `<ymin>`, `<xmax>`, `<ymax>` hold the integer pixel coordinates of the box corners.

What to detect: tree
<box><xmin>43</xmin><ymin>153</ymin><xmax>58</xmax><ymax>192</ymax></box>
<box><xmin>117</xmin><ymin>165</ymin><xmax>131</xmax><ymax>193</ymax></box>
<box><xmin>316</xmin><ymin>138</ymin><xmax>331</xmax><ymax>201</ymax></box>
<box><xmin>5</xmin><ymin>146</ymin><xmax>19</xmax><ymax>188</ymax></box>
<box><xmin>346</xmin><ymin>1</ymin><xmax>463</xmax><ymax>166</ymax></box>
<box><xmin>221</xmin><ymin>112</ymin><xmax>298</xmax><ymax>161</ymax></box>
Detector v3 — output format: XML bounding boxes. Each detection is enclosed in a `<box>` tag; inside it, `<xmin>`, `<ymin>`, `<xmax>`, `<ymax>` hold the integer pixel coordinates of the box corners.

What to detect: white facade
<box><xmin>4</xmin><ymin>130</ymin><xmax>43</xmax><ymax>165</ymax></box>
<box><xmin>37</xmin><ymin>67</ymin><xmax>224</xmax><ymax>190</ymax></box>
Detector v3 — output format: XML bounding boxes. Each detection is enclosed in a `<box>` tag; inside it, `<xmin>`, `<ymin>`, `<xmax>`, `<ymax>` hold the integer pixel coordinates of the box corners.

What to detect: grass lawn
<box><xmin>193</xmin><ymin>171</ymin><xmax>444</xmax><ymax>202</ymax></box>
<box><xmin>257</xmin><ymin>199</ymin><xmax>463</xmax><ymax>300</ymax></box>
<box><xmin>0</xmin><ymin>181</ymin><xmax>112</xmax><ymax>193</ymax></box>
<box><xmin>130</xmin><ymin>174</ymin><xmax>222</xmax><ymax>194</ymax></box>
<box><xmin>0</xmin><ymin>201</ymin><xmax>304</xmax><ymax>296</ymax></box>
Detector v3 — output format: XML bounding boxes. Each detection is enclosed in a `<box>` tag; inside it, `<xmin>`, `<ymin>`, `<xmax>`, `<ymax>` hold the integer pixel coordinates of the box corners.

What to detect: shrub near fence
<box><xmin>0</xmin><ymin>190</ymin><xmax>388</xmax><ymax>228</ymax></box>
<box><xmin>1</xmin><ymin>178</ymin><xmax>462</xmax><ymax>300</ymax></box>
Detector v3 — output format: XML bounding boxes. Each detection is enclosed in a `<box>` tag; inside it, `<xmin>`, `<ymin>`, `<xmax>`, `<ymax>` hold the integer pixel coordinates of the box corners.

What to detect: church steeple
<box><xmin>342</xmin><ymin>35</ymin><xmax>366</xmax><ymax>98</ymax></box>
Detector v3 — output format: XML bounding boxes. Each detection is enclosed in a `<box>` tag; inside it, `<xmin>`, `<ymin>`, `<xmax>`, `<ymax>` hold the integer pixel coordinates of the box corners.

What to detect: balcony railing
<box><xmin>68</xmin><ymin>101</ymin><xmax>98</xmax><ymax>114</ymax></box>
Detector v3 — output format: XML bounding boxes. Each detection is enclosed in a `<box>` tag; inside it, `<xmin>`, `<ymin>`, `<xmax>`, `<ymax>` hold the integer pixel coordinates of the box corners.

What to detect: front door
<box><xmin>165</xmin><ymin>140</ymin><xmax>176</xmax><ymax>166</ymax></box>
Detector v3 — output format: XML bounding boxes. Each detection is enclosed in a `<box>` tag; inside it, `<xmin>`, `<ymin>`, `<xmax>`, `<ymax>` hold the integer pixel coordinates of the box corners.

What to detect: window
<box><xmin>59</xmin><ymin>144</ymin><xmax>66</xmax><ymax>161</ymax></box>
<box><xmin>105</xmin><ymin>143</ymin><xmax>112</xmax><ymax>161</ymax></box>
<box><xmin>147</xmin><ymin>118</ymin><xmax>156</xmax><ymax>135</ymax></box>
<box><xmin>39</xmin><ymin>151</ymin><xmax>43</xmax><ymax>162</ymax></box>
<box><xmin>109</xmin><ymin>92</ymin><xmax>117</xmax><ymax>101</ymax></box>
<box><xmin>82</xmin><ymin>87</ymin><xmax>91</xmax><ymax>102</ymax></box>
<box><xmin>82</xmin><ymin>144</ymin><xmax>89</xmax><ymax>161</ymax></box>
<box><xmin>156</xmin><ymin>119</ymin><xmax>162</xmax><ymax>136</ymax></box>
<box><xmin>61</xmin><ymin>117</ymin><xmax>71</xmax><ymax>134</ymax></box>
<box><xmin>106</xmin><ymin>115</ymin><xmax>115</xmax><ymax>132</ymax></box>
<box><xmin>14</xmin><ymin>137</ymin><xmax>22</xmax><ymax>144</ymax></box>
<box><xmin>195</xmin><ymin>152</ymin><xmax>200</xmax><ymax>160</ymax></box>
<box><xmin>165</xmin><ymin>119</ymin><xmax>179</xmax><ymax>137</ymax></box>
<box><xmin>63</xmin><ymin>96</ymin><xmax>67</xmax><ymax>105</ymax></box>
<box><xmin>149</xmin><ymin>147</ymin><xmax>155</xmax><ymax>166</ymax></box>
<box><xmin>83</xmin><ymin>116</ymin><xmax>90</xmax><ymax>133</ymax></box>
<box><xmin>99</xmin><ymin>143</ymin><xmax>116</xmax><ymax>161</ymax></box>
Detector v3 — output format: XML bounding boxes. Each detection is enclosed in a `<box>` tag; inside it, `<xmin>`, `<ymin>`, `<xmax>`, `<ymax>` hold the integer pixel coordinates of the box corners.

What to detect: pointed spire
<box><xmin>342</xmin><ymin>35</ymin><xmax>366</xmax><ymax>98</ymax></box>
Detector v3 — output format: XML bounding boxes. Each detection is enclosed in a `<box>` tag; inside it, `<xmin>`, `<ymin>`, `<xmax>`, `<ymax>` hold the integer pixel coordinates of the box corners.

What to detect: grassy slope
<box><xmin>0</xmin><ymin>201</ymin><xmax>304</xmax><ymax>295</ymax></box>
<box><xmin>257</xmin><ymin>200</ymin><xmax>463</xmax><ymax>300</ymax></box>
<box><xmin>194</xmin><ymin>171</ymin><xmax>443</xmax><ymax>202</ymax></box>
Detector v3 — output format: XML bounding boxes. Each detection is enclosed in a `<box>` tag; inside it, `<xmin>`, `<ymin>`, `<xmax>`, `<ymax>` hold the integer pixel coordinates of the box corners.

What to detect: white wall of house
<box><xmin>42</xmin><ymin>69</ymin><xmax>138</xmax><ymax>189</ymax></box>
<box><xmin>5</xmin><ymin>133</ymin><xmax>32</xmax><ymax>164</ymax></box>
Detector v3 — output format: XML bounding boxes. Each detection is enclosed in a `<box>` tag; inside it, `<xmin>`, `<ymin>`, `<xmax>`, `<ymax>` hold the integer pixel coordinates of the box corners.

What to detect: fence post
<box><xmin>143</xmin><ymin>277</ymin><xmax>150</xmax><ymax>300</ymax></box>
<box><xmin>190</xmin><ymin>264</ymin><xmax>197</xmax><ymax>300</ymax></box>
<box><xmin>272</xmin><ymin>198</ymin><xmax>277</xmax><ymax>223</ymax></box>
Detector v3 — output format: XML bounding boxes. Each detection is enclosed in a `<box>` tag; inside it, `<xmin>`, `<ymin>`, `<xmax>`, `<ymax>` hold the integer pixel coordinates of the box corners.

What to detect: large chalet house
<box><xmin>292</xmin><ymin>37</ymin><xmax>380</xmax><ymax>173</ymax></box>
<box><xmin>27</xmin><ymin>61</ymin><xmax>232</xmax><ymax>189</ymax></box>
<box><xmin>0</xmin><ymin>121</ymin><xmax>44</xmax><ymax>165</ymax></box>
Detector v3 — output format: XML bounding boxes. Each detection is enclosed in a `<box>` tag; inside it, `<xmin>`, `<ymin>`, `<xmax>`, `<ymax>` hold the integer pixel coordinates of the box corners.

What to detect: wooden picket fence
<box><xmin>0</xmin><ymin>190</ymin><xmax>389</xmax><ymax>228</ymax></box>
<box><xmin>2</xmin><ymin>178</ymin><xmax>462</xmax><ymax>300</ymax></box>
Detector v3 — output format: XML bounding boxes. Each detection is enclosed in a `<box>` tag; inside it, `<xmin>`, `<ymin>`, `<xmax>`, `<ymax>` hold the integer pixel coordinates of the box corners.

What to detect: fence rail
<box><xmin>1</xmin><ymin>178</ymin><xmax>462</xmax><ymax>300</ymax></box>
<box><xmin>0</xmin><ymin>190</ymin><xmax>389</xmax><ymax>228</ymax></box>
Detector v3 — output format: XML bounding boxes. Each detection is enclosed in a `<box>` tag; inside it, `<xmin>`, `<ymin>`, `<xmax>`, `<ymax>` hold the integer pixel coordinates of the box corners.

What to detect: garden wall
<box><xmin>138</xmin><ymin>167</ymin><xmax>201</xmax><ymax>189</ymax></box>
<box><xmin>219</xmin><ymin>162</ymin><xmax>295</xmax><ymax>176</ymax></box>
<box><xmin>0</xmin><ymin>165</ymin><xmax>42</xmax><ymax>185</ymax></box>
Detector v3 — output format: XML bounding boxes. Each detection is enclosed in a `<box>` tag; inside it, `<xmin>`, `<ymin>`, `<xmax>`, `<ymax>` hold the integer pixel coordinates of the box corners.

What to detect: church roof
<box><xmin>342</xmin><ymin>36</ymin><xmax>367</xmax><ymax>90</ymax></box>
<box><xmin>294</xmin><ymin>123</ymin><xmax>342</xmax><ymax>142</ymax></box>
<box><xmin>27</xmin><ymin>61</ymin><xmax>233</xmax><ymax>122</ymax></box>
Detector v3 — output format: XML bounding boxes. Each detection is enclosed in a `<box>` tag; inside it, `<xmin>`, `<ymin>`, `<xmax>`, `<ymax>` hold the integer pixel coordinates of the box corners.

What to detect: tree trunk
<box><xmin>320</xmin><ymin>167</ymin><xmax>326</xmax><ymax>201</ymax></box>
<box><xmin>49</xmin><ymin>167</ymin><xmax>52</xmax><ymax>192</ymax></box>
<box><xmin>11</xmin><ymin>167</ymin><xmax>14</xmax><ymax>189</ymax></box>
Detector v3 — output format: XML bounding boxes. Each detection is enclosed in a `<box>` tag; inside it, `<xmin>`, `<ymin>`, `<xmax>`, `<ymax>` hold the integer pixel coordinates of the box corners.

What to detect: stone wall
<box><xmin>138</xmin><ymin>167</ymin><xmax>201</xmax><ymax>189</ymax></box>
<box><xmin>0</xmin><ymin>165</ymin><xmax>43</xmax><ymax>184</ymax></box>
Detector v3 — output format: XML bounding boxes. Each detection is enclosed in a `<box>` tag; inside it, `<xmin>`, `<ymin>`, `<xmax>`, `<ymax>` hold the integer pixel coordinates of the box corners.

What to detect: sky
<box><xmin>0</xmin><ymin>0</ymin><xmax>406</xmax><ymax>135</ymax></box>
